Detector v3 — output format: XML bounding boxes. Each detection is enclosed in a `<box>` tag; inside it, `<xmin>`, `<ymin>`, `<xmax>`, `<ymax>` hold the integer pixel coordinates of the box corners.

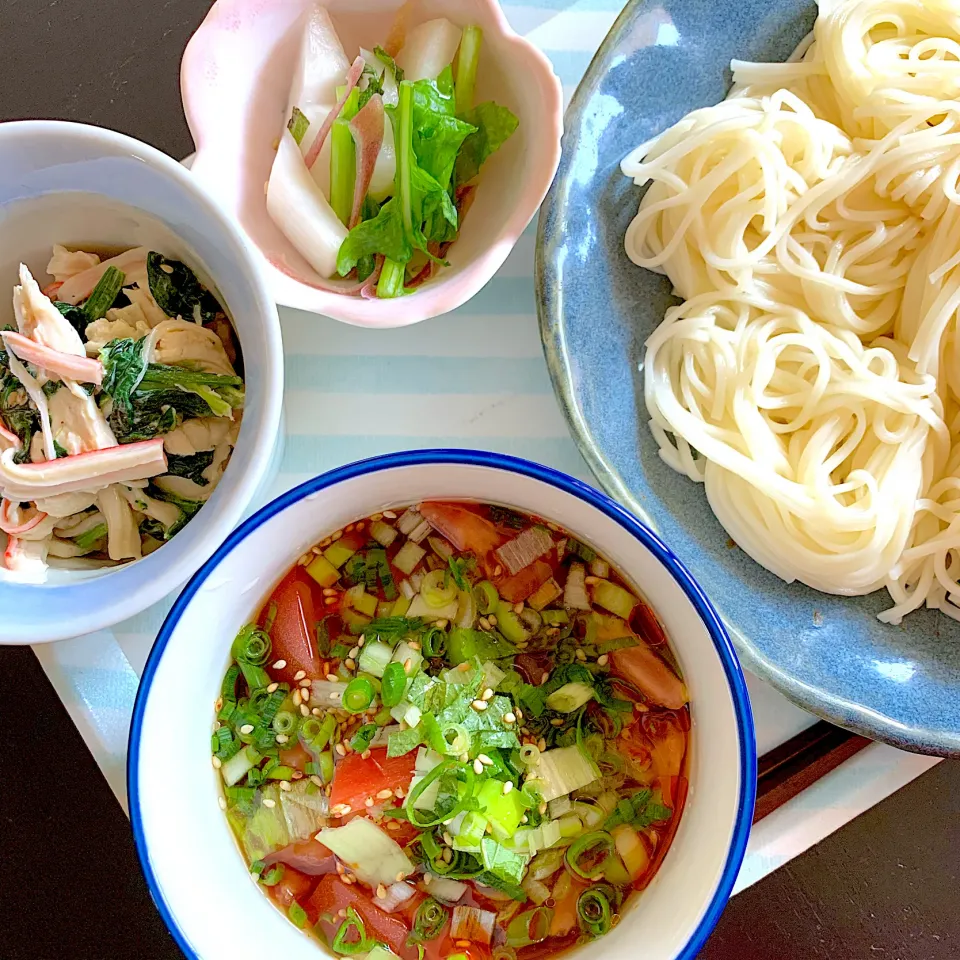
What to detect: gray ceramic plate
<box><xmin>537</xmin><ymin>0</ymin><xmax>960</xmax><ymax>756</ymax></box>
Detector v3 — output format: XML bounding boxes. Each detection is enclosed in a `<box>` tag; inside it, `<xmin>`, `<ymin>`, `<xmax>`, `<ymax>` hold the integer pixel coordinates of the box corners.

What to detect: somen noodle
<box><xmin>622</xmin><ymin>0</ymin><xmax>960</xmax><ymax>623</ymax></box>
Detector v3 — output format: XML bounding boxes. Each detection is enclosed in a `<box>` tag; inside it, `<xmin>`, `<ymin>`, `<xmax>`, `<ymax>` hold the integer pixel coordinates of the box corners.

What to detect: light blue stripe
<box><xmin>447</xmin><ymin>276</ymin><xmax>536</xmax><ymax>316</ymax></box>
<box><xmin>284</xmin><ymin>355</ymin><xmax>553</xmax><ymax>393</ymax></box>
<box><xmin>279</xmin><ymin>435</ymin><xmax>593</xmax><ymax>482</ymax></box>
<box><xmin>545</xmin><ymin>49</ymin><xmax>595</xmax><ymax>85</ymax></box>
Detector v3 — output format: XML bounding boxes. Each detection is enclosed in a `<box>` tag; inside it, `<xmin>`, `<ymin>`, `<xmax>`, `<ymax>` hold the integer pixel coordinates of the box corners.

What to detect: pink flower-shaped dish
<box><xmin>181</xmin><ymin>0</ymin><xmax>562</xmax><ymax>327</ymax></box>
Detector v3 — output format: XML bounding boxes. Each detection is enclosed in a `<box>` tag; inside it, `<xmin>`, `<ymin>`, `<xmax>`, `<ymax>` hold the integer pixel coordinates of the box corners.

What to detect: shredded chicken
<box><xmin>84</xmin><ymin>309</ymin><xmax>152</xmax><ymax>354</ymax></box>
<box><xmin>97</xmin><ymin>485</ymin><xmax>142</xmax><ymax>561</ymax></box>
<box><xmin>118</xmin><ymin>485</ymin><xmax>181</xmax><ymax>531</ymax></box>
<box><xmin>46</xmin><ymin>245</ymin><xmax>101</xmax><ymax>283</ymax></box>
<box><xmin>163</xmin><ymin>417</ymin><xmax>234</xmax><ymax>456</ymax></box>
<box><xmin>48</xmin><ymin>382</ymin><xmax>117</xmax><ymax>455</ymax></box>
<box><xmin>13</xmin><ymin>264</ymin><xmax>86</xmax><ymax>357</ymax></box>
<box><xmin>148</xmin><ymin>318</ymin><xmax>236</xmax><ymax>375</ymax></box>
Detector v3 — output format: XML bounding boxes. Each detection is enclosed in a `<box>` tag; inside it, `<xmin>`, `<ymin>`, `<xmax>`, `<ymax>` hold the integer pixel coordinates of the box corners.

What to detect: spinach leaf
<box><xmin>409</xmin><ymin>68</ymin><xmax>476</xmax><ymax>190</ymax></box>
<box><xmin>0</xmin><ymin>341</ymin><xmax>39</xmax><ymax>464</ymax></box>
<box><xmin>165</xmin><ymin>449</ymin><xmax>216</xmax><ymax>486</ymax></box>
<box><xmin>146</xmin><ymin>252</ymin><xmax>222</xmax><ymax>323</ymax></box>
<box><xmin>454</xmin><ymin>101</ymin><xmax>519</xmax><ymax>190</ymax></box>
<box><xmin>53</xmin><ymin>301</ymin><xmax>89</xmax><ymax>339</ymax></box>
<box><xmin>100</xmin><ymin>337</ymin><xmax>244</xmax><ymax>442</ymax></box>
<box><xmin>146</xmin><ymin>483</ymin><xmax>204</xmax><ymax>536</ymax></box>
<box><xmin>336</xmin><ymin>198</ymin><xmax>411</xmax><ymax>276</ymax></box>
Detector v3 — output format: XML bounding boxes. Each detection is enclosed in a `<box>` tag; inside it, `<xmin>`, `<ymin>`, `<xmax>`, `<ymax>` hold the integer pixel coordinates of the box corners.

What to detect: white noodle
<box><xmin>624</xmin><ymin>0</ymin><xmax>960</xmax><ymax>623</ymax></box>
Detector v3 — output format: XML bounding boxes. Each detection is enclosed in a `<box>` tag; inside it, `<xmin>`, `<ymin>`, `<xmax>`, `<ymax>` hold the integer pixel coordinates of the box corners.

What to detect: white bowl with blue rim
<box><xmin>0</xmin><ymin>120</ymin><xmax>284</xmax><ymax>643</ymax></box>
<box><xmin>129</xmin><ymin>450</ymin><xmax>755</xmax><ymax>960</ymax></box>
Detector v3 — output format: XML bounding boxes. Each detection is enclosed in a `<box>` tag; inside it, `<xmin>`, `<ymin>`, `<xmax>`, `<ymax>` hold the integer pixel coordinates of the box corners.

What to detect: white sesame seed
<box><xmin>404</xmin><ymin>658</ymin><xmax>413</xmax><ymax>673</ymax></box>
<box><xmin>267</xmin><ymin>682</ymin><xmax>279</xmax><ymax>693</ymax></box>
<box><xmin>459</xmin><ymin>753</ymin><xmax>469</xmax><ymax>763</ymax></box>
<box><xmin>312</xmin><ymin>707</ymin><xmax>323</xmax><ymax>716</ymax></box>
<box><xmin>576</xmin><ymin>649</ymin><xmax>587</xmax><ymax>662</ymax></box>
<box><xmin>488</xmin><ymin>614</ymin><xmax>498</xmax><ymax>626</ymax></box>
<box><xmin>585</xmin><ymin>575</ymin><xmax>599</xmax><ymax>584</ymax></box>
<box><xmin>218</xmin><ymin>796</ymin><xmax>227</xmax><ymax>810</ymax></box>
<box><xmin>513</xmin><ymin>603</ymin><xmax>524</xmax><ymax>615</ymax></box>
<box><xmin>436</xmin><ymin>619</ymin><xmax>448</xmax><ymax>629</ymax></box>
<box><xmin>377</xmin><ymin>884</ymin><xmax>387</xmax><ymax>899</ymax></box>
<box><xmin>443</xmin><ymin>831</ymin><xmax>454</xmax><ymax>845</ymax></box>
<box><xmin>521</xmin><ymin>815</ymin><xmax>528</xmax><ymax>824</ymax></box>
<box><xmin>212</xmin><ymin>756</ymin><xmax>222</xmax><ymax>769</ymax></box>
<box><xmin>377</xmin><ymin>789</ymin><xmax>394</xmax><ymax>800</ymax></box>
<box><xmin>541</xmin><ymin>672</ymin><xmax>550</xmax><ymax>684</ymax></box>
<box><xmin>348</xmin><ymin>646</ymin><xmax>360</xmax><ymax>659</ymax></box>
<box><xmin>263</xmin><ymin>798</ymin><xmax>276</xmax><ymax>808</ymax></box>
<box><xmin>539</xmin><ymin>802</ymin><xmax>547</xmax><ymax>814</ymax></box>
<box><xmin>473</xmin><ymin>759</ymin><xmax>484</xmax><ymax>774</ymax></box>
<box><xmin>361</xmin><ymin>749</ymin><xmax>372</xmax><ymax>760</ymax></box>
<box><xmin>276</xmin><ymin>734</ymin><xmax>289</xmax><ymax>744</ymax></box>
<box><xmin>280</xmin><ymin>781</ymin><xmax>292</xmax><ymax>792</ymax></box>
<box><xmin>494</xmin><ymin>565</ymin><xmax>503</xmax><ymax>576</ymax></box>
<box><xmin>504</xmin><ymin>712</ymin><xmax>516</xmax><ymax>724</ymax></box>
<box><xmin>292</xmin><ymin>689</ymin><xmax>302</xmax><ymax>706</ymax></box>
<box><xmin>516</xmin><ymin>708</ymin><xmax>524</xmax><ymax>720</ymax></box>
<box><xmin>503</xmin><ymin>781</ymin><xmax>513</xmax><ymax>794</ymax></box>
<box><xmin>336</xmin><ymin>743</ymin><xmax>346</xmax><ymax>757</ymax></box>
<box><xmin>323</xmin><ymin>588</ymin><xmax>337</xmax><ymax>597</ymax></box>
<box><xmin>423</xmin><ymin>872</ymin><xmax>433</xmax><ymax>884</ymax></box>
<box><xmin>300</xmin><ymin>704</ymin><xmax>310</xmax><ymax>717</ymax></box>
<box><xmin>481</xmin><ymin>688</ymin><xmax>494</xmax><ymax>701</ymax></box>
<box><xmin>472</xmin><ymin>700</ymin><xmax>488</xmax><ymax>711</ymax></box>
<box><xmin>396</xmin><ymin>871</ymin><xmax>405</xmax><ymax>882</ymax></box>
<box><xmin>477</xmin><ymin>754</ymin><xmax>493</xmax><ymax>766</ymax></box>
<box><xmin>239</xmin><ymin>723</ymin><xmax>254</xmax><ymax>735</ymax></box>
<box><xmin>300</xmin><ymin>678</ymin><xmax>312</xmax><ymax>687</ymax></box>
<box><xmin>383</xmin><ymin>510</ymin><xmax>397</xmax><ymax>519</ymax></box>
<box><xmin>327</xmin><ymin>674</ymin><xmax>340</xmax><ymax>683</ymax></box>
<box><xmin>294</xmin><ymin>670</ymin><xmax>307</xmax><ymax>681</ymax></box>
<box><xmin>272</xmin><ymin>659</ymin><xmax>287</xmax><ymax>670</ymax></box>
<box><xmin>551</xmin><ymin>718</ymin><xmax>564</xmax><ymax>727</ymax></box>
<box><xmin>442</xmin><ymin>848</ymin><xmax>453</xmax><ymax>863</ymax></box>
<box><xmin>479</xmin><ymin>617</ymin><xmax>491</xmax><ymax>630</ymax></box>
<box><xmin>598</xmin><ymin>654</ymin><xmax>609</xmax><ymax>666</ymax></box>
<box><xmin>310</xmin><ymin>775</ymin><xmax>324</xmax><ymax>787</ymax></box>
<box><xmin>345</xmin><ymin>658</ymin><xmax>356</xmax><ymax>670</ymax></box>
<box><xmin>365</xmin><ymin>798</ymin><xmax>375</xmax><ymax>808</ymax></box>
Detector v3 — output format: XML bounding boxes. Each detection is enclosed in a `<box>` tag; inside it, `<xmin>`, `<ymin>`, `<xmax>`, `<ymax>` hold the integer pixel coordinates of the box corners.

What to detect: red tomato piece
<box><xmin>328</xmin><ymin>748</ymin><xmax>416</xmax><ymax>812</ymax></box>
<box><xmin>267</xmin><ymin>577</ymin><xmax>320</xmax><ymax>683</ymax></box>
<box><xmin>418</xmin><ymin>502</ymin><xmax>504</xmax><ymax>559</ymax></box>
<box><xmin>265</xmin><ymin>839</ymin><xmax>338</xmax><ymax>876</ymax></box>
<box><xmin>268</xmin><ymin>864</ymin><xmax>317</xmax><ymax>907</ymax></box>
<box><xmin>306</xmin><ymin>875</ymin><xmax>414</xmax><ymax>958</ymax></box>
<box><xmin>498</xmin><ymin>559</ymin><xmax>552</xmax><ymax>602</ymax></box>
<box><xmin>609</xmin><ymin>641</ymin><xmax>688</xmax><ymax>709</ymax></box>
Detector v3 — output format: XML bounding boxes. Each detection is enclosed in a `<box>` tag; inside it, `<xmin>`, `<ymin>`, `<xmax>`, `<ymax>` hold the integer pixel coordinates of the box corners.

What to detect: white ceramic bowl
<box><xmin>130</xmin><ymin>450</ymin><xmax>755</xmax><ymax>960</ymax></box>
<box><xmin>181</xmin><ymin>0</ymin><xmax>563</xmax><ymax>327</ymax></box>
<box><xmin>0</xmin><ymin>120</ymin><xmax>284</xmax><ymax>644</ymax></box>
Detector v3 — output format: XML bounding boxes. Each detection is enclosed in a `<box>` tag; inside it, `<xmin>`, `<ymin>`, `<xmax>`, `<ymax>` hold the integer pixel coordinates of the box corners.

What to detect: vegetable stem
<box><xmin>396</xmin><ymin>81</ymin><xmax>415</xmax><ymax>241</ymax></box>
<box><xmin>377</xmin><ymin>259</ymin><xmax>406</xmax><ymax>298</ymax></box>
<box><xmin>455</xmin><ymin>26</ymin><xmax>483</xmax><ymax>114</ymax></box>
<box><xmin>83</xmin><ymin>267</ymin><xmax>125</xmax><ymax>322</ymax></box>
<box><xmin>331</xmin><ymin>118</ymin><xmax>357</xmax><ymax>227</ymax></box>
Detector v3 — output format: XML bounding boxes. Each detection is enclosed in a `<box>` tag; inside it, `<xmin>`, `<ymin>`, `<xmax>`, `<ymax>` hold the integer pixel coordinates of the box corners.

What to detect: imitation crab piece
<box><xmin>0</xmin><ymin>437</ymin><xmax>167</xmax><ymax>501</ymax></box>
<box><xmin>1</xmin><ymin>331</ymin><xmax>104</xmax><ymax>384</ymax></box>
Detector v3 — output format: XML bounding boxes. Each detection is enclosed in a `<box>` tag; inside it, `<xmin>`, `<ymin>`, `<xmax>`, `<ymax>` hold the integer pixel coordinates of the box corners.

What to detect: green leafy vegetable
<box><xmin>374</xmin><ymin>46</ymin><xmax>404</xmax><ymax>83</ymax></box>
<box><xmin>54</xmin><ymin>300</ymin><xmax>90</xmax><ymax>338</ymax></box>
<box><xmin>453</xmin><ymin>101</ymin><xmax>519</xmax><ymax>190</ymax></box>
<box><xmin>480</xmin><ymin>837</ymin><xmax>528</xmax><ymax>884</ymax></box>
<box><xmin>165</xmin><ymin>450</ymin><xmax>215</xmax><ymax>486</ymax></box>
<box><xmin>82</xmin><ymin>266</ymin><xmax>126</xmax><ymax>322</ymax></box>
<box><xmin>146</xmin><ymin>252</ymin><xmax>222</xmax><ymax>323</ymax></box>
<box><xmin>99</xmin><ymin>337</ymin><xmax>243</xmax><ymax>441</ymax></box>
<box><xmin>287</xmin><ymin>106</ymin><xmax>310</xmax><ymax>146</ymax></box>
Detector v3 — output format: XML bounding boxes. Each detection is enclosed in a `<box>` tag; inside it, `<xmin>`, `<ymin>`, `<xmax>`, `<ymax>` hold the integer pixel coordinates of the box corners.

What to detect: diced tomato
<box><xmin>265</xmin><ymin>839</ymin><xmax>338</xmax><ymax>876</ymax></box>
<box><xmin>498</xmin><ymin>559</ymin><xmax>552</xmax><ymax>602</ymax></box>
<box><xmin>279</xmin><ymin>741</ymin><xmax>313</xmax><ymax>774</ymax></box>
<box><xmin>328</xmin><ymin>748</ymin><xmax>416</xmax><ymax>812</ymax></box>
<box><xmin>265</xmin><ymin>574</ymin><xmax>321</xmax><ymax>683</ymax></box>
<box><xmin>306</xmin><ymin>875</ymin><xmax>414</xmax><ymax>959</ymax></box>
<box><xmin>418</xmin><ymin>502</ymin><xmax>505</xmax><ymax>561</ymax></box>
<box><xmin>42</xmin><ymin>280</ymin><xmax>63</xmax><ymax>298</ymax></box>
<box><xmin>268</xmin><ymin>864</ymin><xmax>318</xmax><ymax>907</ymax></box>
<box><xmin>610</xmin><ymin>641</ymin><xmax>688</xmax><ymax>709</ymax></box>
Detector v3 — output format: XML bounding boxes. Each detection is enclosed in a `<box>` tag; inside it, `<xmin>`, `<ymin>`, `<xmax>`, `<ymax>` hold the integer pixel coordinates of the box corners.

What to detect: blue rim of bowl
<box><xmin>128</xmin><ymin>448</ymin><xmax>757</xmax><ymax>960</ymax></box>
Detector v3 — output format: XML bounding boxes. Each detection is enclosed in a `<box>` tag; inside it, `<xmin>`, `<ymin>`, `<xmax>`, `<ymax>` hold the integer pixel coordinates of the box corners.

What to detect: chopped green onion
<box><xmin>319</xmin><ymin>749</ymin><xmax>335</xmax><ymax>784</ymax></box>
<box><xmin>351</xmin><ymin>723</ymin><xmax>379</xmax><ymax>752</ymax></box>
<box><xmin>577</xmin><ymin>888</ymin><xmax>613</xmax><ymax>938</ymax></box>
<box><xmin>440</xmin><ymin>722</ymin><xmax>470</xmax><ymax>757</ymax></box>
<box><xmin>73</xmin><ymin>522</ymin><xmax>108</xmax><ymax>551</ymax></box>
<box><xmin>421</xmin><ymin>627</ymin><xmax>446</xmax><ymax>658</ymax></box>
<box><xmin>272</xmin><ymin>709</ymin><xmax>299</xmax><ymax>736</ymax></box>
<box><xmin>411</xmin><ymin>898</ymin><xmax>447</xmax><ymax>942</ymax></box>
<box><xmin>333</xmin><ymin>906</ymin><xmax>373</xmax><ymax>955</ymax></box>
<box><xmin>250</xmin><ymin>859</ymin><xmax>265</xmax><ymax>875</ymax></box>
<box><xmin>564</xmin><ymin>830</ymin><xmax>616</xmax><ymax>881</ymax></box>
<box><xmin>455</xmin><ymin>25</ymin><xmax>483</xmax><ymax>114</ymax></box>
<box><xmin>221</xmin><ymin>664</ymin><xmax>240</xmax><ymax>701</ymax></box>
<box><xmin>342</xmin><ymin>676</ymin><xmax>376</xmax><ymax>713</ymax></box>
<box><xmin>232</xmin><ymin>624</ymin><xmax>272</xmax><ymax>665</ymax></box>
<box><xmin>505</xmin><ymin>907</ymin><xmax>552</xmax><ymax>947</ymax></box>
<box><xmin>263</xmin><ymin>602</ymin><xmax>279</xmax><ymax>633</ymax></box>
<box><xmin>380</xmin><ymin>661</ymin><xmax>407</xmax><ymax>707</ymax></box>
<box><xmin>288</xmin><ymin>902</ymin><xmax>308</xmax><ymax>928</ymax></box>
<box><xmin>259</xmin><ymin>863</ymin><xmax>285</xmax><ymax>886</ymax></box>
<box><xmin>257</xmin><ymin>687</ymin><xmax>288</xmax><ymax>726</ymax></box>
<box><xmin>82</xmin><ymin>266</ymin><xmax>125</xmax><ymax>321</ymax></box>
<box><xmin>474</xmin><ymin>581</ymin><xmax>499</xmax><ymax>615</ymax></box>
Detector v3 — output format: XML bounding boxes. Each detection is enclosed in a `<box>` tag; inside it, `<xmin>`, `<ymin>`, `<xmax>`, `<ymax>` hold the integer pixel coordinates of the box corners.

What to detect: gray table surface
<box><xmin>1</xmin><ymin>1</ymin><xmax>958</xmax><ymax>957</ymax></box>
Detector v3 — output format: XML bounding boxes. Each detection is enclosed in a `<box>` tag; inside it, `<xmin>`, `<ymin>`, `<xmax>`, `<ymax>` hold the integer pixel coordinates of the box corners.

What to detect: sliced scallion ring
<box><xmin>474</xmin><ymin>580</ymin><xmax>499</xmax><ymax>615</ymax></box>
<box><xmin>577</xmin><ymin>888</ymin><xmax>613</xmax><ymax>937</ymax></box>
<box><xmin>412</xmin><ymin>898</ymin><xmax>447</xmax><ymax>942</ymax></box>
<box><xmin>564</xmin><ymin>830</ymin><xmax>616</xmax><ymax>881</ymax></box>
<box><xmin>405</xmin><ymin>758</ymin><xmax>476</xmax><ymax>828</ymax></box>
<box><xmin>342</xmin><ymin>676</ymin><xmax>376</xmax><ymax>713</ymax></box>
<box><xmin>332</xmin><ymin>906</ymin><xmax>373</xmax><ymax>955</ymax></box>
<box><xmin>380</xmin><ymin>661</ymin><xmax>407</xmax><ymax>707</ymax></box>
